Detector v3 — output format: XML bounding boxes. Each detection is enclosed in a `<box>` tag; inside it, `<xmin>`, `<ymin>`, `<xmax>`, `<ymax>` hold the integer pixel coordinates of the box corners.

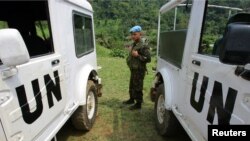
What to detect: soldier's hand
<box><xmin>132</xmin><ymin>50</ymin><xmax>139</xmax><ymax>57</ymax></box>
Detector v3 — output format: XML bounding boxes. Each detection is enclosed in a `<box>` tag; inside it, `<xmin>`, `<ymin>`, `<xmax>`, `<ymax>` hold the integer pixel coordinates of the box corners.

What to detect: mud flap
<box><xmin>150</xmin><ymin>87</ymin><xmax>157</xmax><ymax>102</ymax></box>
<box><xmin>97</xmin><ymin>84</ymin><xmax>103</xmax><ymax>97</ymax></box>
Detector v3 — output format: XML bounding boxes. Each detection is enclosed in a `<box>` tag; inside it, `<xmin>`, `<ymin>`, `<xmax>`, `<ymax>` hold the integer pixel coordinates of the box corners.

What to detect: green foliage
<box><xmin>200</xmin><ymin>35</ymin><xmax>219</xmax><ymax>55</ymax></box>
<box><xmin>96</xmin><ymin>44</ymin><xmax>111</xmax><ymax>57</ymax></box>
<box><xmin>202</xmin><ymin>35</ymin><xmax>218</xmax><ymax>46</ymax></box>
<box><xmin>35</xmin><ymin>21</ymin><xmax>50</xmax><ymax>40</ymax></box>
<box><xmin>91</xmin><ymin>0</ymin><xmax>167</xmax><ymax>53</ymax></box>
<box><xmin>199</xmin><ymin>0</ymin><xmax>249</xmax><ymax>55</ymax></box>
<box><xmin>91</xmin><ymin>0</ymin><xmax>250</xmax><ymax>58</ymax></box>
<box><xmin>109</xmin><ymin>47</ymin><xmax>128</xmax><ymax>58</ymax></box>
<box><xmin>95</xmin><ymin>20</ymin><xmax>124</xmax><ymax>49</ymax></box>
<box><xmin>0</xmin><ymin>21</ymin><xmax>7</xmax><ymax>29</ymax></box>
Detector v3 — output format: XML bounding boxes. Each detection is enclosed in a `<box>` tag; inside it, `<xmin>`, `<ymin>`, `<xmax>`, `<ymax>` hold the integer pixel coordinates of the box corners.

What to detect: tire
<box><xmin>154</xmin><ymin>84</ymin><xmax>180</xmax><ymax>136</ymax></box>
<box><xmin>71</xmin><ymin>80</ymin><xmax>98</xmax><ymax>131</ymax></box>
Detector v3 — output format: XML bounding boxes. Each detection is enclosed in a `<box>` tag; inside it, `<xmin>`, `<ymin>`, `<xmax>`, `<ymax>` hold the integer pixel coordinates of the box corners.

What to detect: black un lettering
<box><xmin>207</xmin><ymin>81</ymin><xmax>237</xmax><ymax>125</ymax></box>
<box><xmin>16</xmin><ymin>70</ymin><xmax>62</xmax><ymax>124</ymax></box>
<box><xmin>44</xmin><ymin>71</ymin><xmax>62</xmax><ymax>108</ymax></box>
<box><xmin>16</xmin><ymin>79</ymin><xmax>43</xmax><ymax>124</ymax></box>
<box><xmin>190</xmin><ymin>72</ymin><xmax>238</xmax><ymax>125</ymax></box>
<box><xmin>190</xmin><ymin>72</ymin><xmax>209</xmax><ymax>112</ymax></box>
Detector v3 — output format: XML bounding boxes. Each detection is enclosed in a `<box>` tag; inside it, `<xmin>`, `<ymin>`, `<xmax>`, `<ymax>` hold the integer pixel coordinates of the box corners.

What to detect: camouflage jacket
<box><xmin>126</xmin><ymin>38</ymin><xmax>151</xmax><ymax>71</ymax></box>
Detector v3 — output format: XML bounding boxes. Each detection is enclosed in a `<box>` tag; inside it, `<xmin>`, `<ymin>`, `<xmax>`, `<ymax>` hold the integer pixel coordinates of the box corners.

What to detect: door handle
<box><xmin>52</xmin><ymin>59</ymin><xmax>60</xmax><ymax>66</ymax></box>
<box><xmin>192</xmin><ymin>60</ymin><xmax>201</xmax><ymax>66</ymax></box>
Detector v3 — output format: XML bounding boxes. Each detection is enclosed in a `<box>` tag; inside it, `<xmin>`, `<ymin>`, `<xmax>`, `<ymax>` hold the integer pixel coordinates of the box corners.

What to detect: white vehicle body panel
<box><xmin>0</xmin><ymin>0</ymin><xmax>100</xmax><ymax>140</ymax></box>
<box><xmin>154</xmin><ymin>0</ymin><xmax>250</xmax><ymax>140</ymax></box>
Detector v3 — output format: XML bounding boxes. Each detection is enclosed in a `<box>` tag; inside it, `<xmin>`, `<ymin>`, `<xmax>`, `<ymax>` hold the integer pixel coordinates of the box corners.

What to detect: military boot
<box><xmin>122</xmin><ymin>99</ymin><xmax>135</xmax><ymax>105</ymax></box>
<box><xmin>129</xmin><ymin>102</ymin><xmax>141</xmax><ymax>110</ymax></box>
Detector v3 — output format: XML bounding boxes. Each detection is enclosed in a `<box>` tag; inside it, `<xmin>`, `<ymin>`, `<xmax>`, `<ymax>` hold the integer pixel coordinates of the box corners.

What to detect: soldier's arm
<box><xmin>138</xmin><ymin>46</ymin><xmax>151</xmax><ymax>63</ymax></box>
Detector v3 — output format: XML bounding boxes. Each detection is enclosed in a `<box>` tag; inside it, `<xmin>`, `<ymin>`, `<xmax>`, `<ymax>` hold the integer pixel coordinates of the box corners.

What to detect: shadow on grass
<box><xmin>56</xmin><ymin>97</ymin><xmax>191</xmax><ymax>141</ymax></box>
<box><xmin>55</xmin><ymin>119</ymin><xmax>88</xmax><ymax>141</ymax></box>
<box><xmin>99</xmin><ymin>98</ymin><xmax>191</xmax><ymax>141</ymax></box>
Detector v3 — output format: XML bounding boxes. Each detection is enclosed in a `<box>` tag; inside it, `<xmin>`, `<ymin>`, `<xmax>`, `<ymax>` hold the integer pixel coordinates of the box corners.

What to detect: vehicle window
<box><xmin>35</xmin><ymin>21</ymin><xmax>51</xmax><ymax>41</ymax></box>
<box><xmin>199</xmin><ymin>1</ymin><xmax>243</xmax><ymax>56</ymax></box>
<box><xmin>159</xmin><ymin>2</ymin><xmax>192</xmax><ymax>68</ymax></box>
<box><xmin>0</xmin><ymin>0</ymin><xmax>54</xmax><ymax>60</ymax></box>
<box><xmin>73</xmin><ymin>13</ymin><xmax>94</xmax><ymax>58</ymax></box>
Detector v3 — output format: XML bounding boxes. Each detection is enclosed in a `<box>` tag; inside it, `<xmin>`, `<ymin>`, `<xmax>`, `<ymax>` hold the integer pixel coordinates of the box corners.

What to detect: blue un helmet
<box><xmin>129</xmin><ymin>25</ymin><xmax>142</xmax><ymax>33</ymax></box>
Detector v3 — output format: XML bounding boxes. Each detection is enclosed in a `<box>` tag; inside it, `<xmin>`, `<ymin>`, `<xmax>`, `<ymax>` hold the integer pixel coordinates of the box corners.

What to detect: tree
<box><xmin>91</xmin><ymin>0</ymin><xmax>166</xmax><ymax>50</ymax></box>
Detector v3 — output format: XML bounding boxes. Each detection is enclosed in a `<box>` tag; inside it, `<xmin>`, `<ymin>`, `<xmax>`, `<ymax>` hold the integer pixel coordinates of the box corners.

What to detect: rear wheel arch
<box><xmin>88</xmin><ymin>70</ymin><xmax>98</xmax><ymax>82</ymax></box>
<box><xmin>155</xmin><ymin>70</ymin><xmax>173</xmax><ymax>110</ymax></box>
<box><xmin>72</xmin><ymin>67</ymin><xmax>100</xmax><ymax>131</ymax></box>
<box><xmin>76</xmin><ymin>66</ymin><xmax>100</xmax><ymax>105</ymax></box>
<box><xmin>154</xmin><ymin>83</ymin><xmax>182</xmax><ymax>136</ymax></box>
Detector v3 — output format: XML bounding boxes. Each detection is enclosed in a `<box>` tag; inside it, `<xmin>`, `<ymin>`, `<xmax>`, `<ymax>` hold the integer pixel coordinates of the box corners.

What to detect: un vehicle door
<box><xmin>0</xmin><ymin>1</ymin><xmax>66</xmax><ymax>140</ymax></box>
<box><xmin>185</xmin><ymin>1</ymin><xmax>250</xmax><ymax>140</ymax></box>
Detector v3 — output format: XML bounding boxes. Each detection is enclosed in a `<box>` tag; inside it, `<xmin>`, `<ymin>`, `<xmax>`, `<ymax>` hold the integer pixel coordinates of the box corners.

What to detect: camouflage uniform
<box><xmin>126</xmin><ymin>38</ymin><xmax>151</xmax><ymax>104</ymax></box>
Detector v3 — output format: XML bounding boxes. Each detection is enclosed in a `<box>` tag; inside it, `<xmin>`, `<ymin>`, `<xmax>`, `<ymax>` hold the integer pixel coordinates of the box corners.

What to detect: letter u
<box><xmin>16</xmin><ymin>79</ymin><xmax>43</xmax><ymax>124</ymax></box>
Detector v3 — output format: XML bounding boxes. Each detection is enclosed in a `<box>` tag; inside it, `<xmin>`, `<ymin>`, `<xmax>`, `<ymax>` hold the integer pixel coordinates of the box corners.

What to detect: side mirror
<box><xmin>219</xmin><ymin>22</ymin><xmax>250</xmax><ymax>65</ymax></box>
<box><xmin>0</xmin><ymin>29</ymin><xmax>30</xmax><ymax>67</ymax></box>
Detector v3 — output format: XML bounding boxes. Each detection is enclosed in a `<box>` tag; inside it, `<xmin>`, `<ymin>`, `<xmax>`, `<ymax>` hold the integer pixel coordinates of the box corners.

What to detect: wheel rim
<box><xmin>157</xmin><ymin>94</ymin><xmax>165</xmax><ymax>124</ymax></box>
<box><xmin>87</xmin><ymin>91</ymin><xmax>95</xmax><ymax>119</ymax></box>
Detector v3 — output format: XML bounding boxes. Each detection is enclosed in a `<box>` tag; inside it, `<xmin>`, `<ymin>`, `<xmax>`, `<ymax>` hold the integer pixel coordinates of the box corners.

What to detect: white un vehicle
<box><xmin>150</xmin><ymin>0</ymin><xmax>250</xmax><ymax>140</ymax></box>
<box><xmin>0</xmin><ymin>0</ymin><xmax>102</xmax><ymax>141</ymax></box>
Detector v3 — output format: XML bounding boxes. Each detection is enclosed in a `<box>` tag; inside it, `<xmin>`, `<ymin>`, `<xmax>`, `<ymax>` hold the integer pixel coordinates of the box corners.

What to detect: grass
<box><xmin>56</xmin><ymin>45</ymin><xmax>189</xmax><ymax>141</ymax></box>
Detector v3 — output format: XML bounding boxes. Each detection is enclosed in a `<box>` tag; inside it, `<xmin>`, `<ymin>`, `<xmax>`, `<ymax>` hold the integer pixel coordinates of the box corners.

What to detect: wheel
<box><xmin>71</xmin><ymin>80</ymin><xmax>98</xmax><ymax>131</ymax></box>
<box><xmin>154</xmin><ymin>84</ymin><xmax>180</xmax><ymax>136</ymax></box>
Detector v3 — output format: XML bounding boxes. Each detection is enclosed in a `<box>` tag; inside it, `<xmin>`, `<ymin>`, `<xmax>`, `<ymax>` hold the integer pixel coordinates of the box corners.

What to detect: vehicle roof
<box><xmin>65</xmin><ymin>0</ymin><xmax>93</xmax><ymax>12</ymax></box>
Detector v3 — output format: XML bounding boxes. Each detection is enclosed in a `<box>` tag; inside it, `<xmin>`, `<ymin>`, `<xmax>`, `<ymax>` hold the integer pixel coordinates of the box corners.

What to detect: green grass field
<box><xmin>56</xmin><ymin>45</ymin><xmax>190</xmax><ymax>141</ymax></box>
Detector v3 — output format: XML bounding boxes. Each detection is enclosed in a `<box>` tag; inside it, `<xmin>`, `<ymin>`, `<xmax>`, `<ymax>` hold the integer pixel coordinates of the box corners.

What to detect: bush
<box><xmin>96</xmin><ymin>44</ymin><xmax>111</xmax><ymax>57</ymax></box>
<box><xmin>109</xmin><ymin>48</ymin><xmax>128</xmax><ymax>58</ymax></box>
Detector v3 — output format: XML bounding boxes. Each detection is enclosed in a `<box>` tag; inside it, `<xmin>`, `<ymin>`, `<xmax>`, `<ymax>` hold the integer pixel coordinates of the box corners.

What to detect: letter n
<box><xmin>206</xmin><ymin>81</ymin><xmax>237</xmax><ymax>125</ymax></box>
<box><xmin>44</xmin><ymin>70</ymin><xmax>62</xmax><ymax>108</ymax></box>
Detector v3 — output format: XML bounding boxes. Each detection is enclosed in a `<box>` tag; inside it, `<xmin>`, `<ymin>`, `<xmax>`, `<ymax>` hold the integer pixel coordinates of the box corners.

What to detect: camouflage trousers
<box><xmin>129</xmin><ymin>69</ymin><xmax>146</xmax><ymax>103</ymax></box>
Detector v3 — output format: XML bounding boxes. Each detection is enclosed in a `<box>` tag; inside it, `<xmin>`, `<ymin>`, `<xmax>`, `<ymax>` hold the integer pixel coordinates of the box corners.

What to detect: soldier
<box><xmin>123</xmin><ymin>25</ymin><xmax>151</xmax><ymax>110</ymax></box>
